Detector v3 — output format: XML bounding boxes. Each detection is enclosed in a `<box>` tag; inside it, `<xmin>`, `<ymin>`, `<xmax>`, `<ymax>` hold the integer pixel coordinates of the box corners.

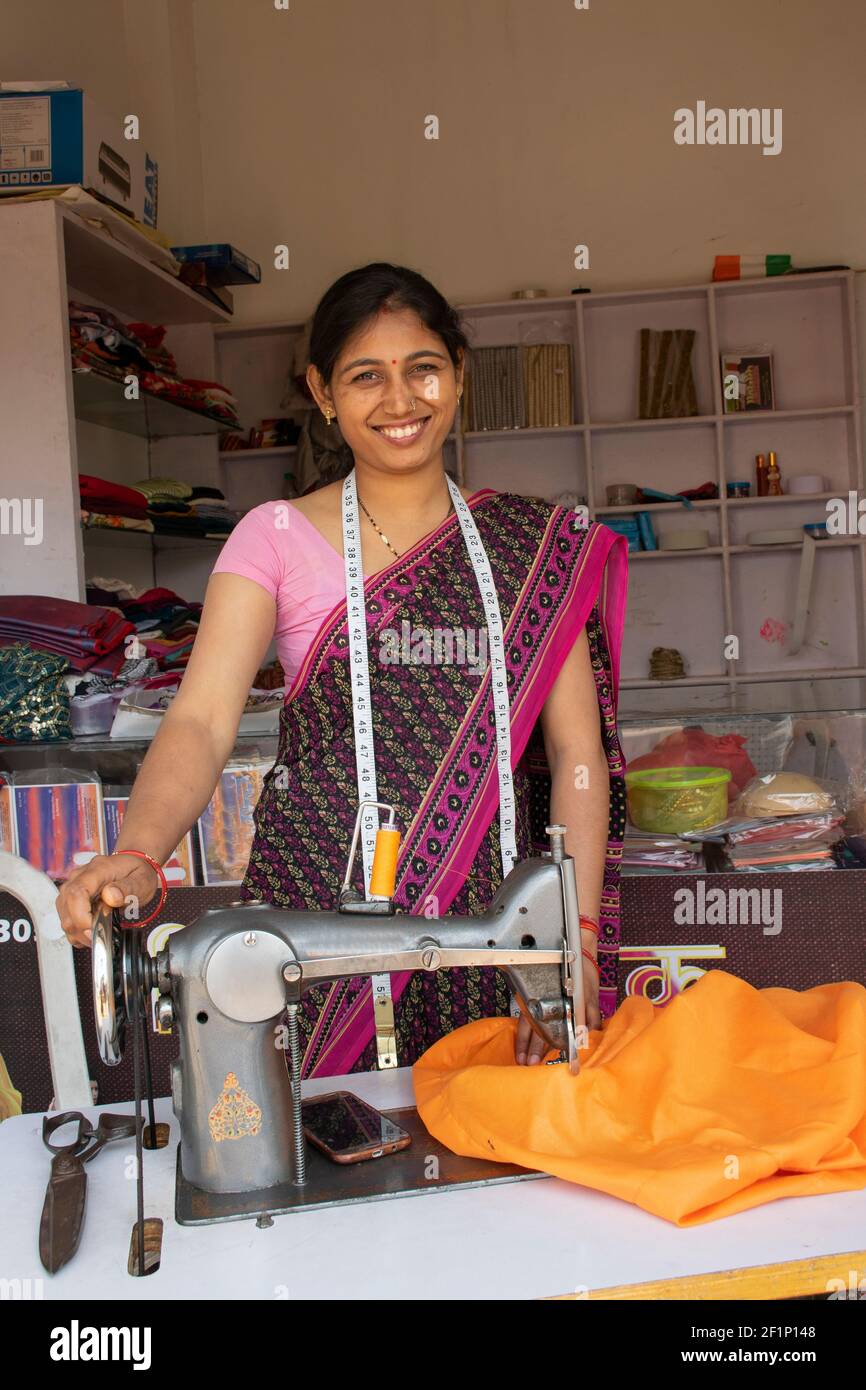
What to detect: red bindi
<box><xmin>391</xmin><ymin>359</ymin><xmax>396</xmax><ymax>364</ymax></box>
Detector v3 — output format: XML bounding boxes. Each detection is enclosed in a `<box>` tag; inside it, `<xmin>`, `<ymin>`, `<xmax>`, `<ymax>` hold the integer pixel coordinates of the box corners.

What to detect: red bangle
<box><xmin>579</xmin><ymin>915</ymin><xmax>599</xmax><ymax>936</ymax></box>
<box><xmin>110</xmin><ymin>849</ymin><xmax>168</xmax><ymax>929</ymax></box>
<box><xmin>581</xmin><ymin>948</ymin><xmax>599</xmax><ymax>973</ymax></box>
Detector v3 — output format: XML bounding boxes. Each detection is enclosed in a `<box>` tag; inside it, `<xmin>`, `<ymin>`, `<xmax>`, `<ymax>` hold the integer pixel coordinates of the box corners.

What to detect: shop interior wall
<box><xmin>4</xmin><ymin>0</ymin><xmax>865</xmax><ymax>614</ymax></box>
<box><xmin>3</xmin><ymin>0</ymin><xmax>205</xmax><ymax>240</ymax></box>
<box><xmin>4</xmin><ymin>0</ymin><xmax>865</xmax><ymax>322</ymax></box>
<box><xmin>191</xmin><ymin>0</ymin><xmax>865</xmax><ymax>317</ymax></box>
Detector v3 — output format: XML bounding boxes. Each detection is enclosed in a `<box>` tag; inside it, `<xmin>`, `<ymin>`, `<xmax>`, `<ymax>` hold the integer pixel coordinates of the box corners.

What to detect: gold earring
<box><xmin>323</xmin><ymin>406</ymin><xmax>333</xmax><ymax>426</ymax></box>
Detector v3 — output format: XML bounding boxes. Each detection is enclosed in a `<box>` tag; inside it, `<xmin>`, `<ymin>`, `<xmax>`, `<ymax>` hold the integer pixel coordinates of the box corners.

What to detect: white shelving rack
<box><xmin>450</xmin><ymin>273</ymin><xmax>865</xmax><ymax>696</ymax></box>
<box><xmin>212</xmin><ymin>275</ymin><xmax>865</xmax><ymax>700</ymax></box>
<box><xmin>0</xmin><ymin>198</ymin><xmax>232</xmax><ymax>601</ymax></box>
<box><xmin>1</xmin><ymin>194</ymin><xmax>863</xmax><ymax>706</ymax></box>
<box><xmin>212</xmin><ymin>318</ymin><xmax>308</xmax><ymax>518</ymax></box>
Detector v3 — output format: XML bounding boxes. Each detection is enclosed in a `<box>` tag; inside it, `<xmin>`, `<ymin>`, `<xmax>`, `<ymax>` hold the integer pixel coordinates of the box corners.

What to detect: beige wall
<box><xmin>191</xmin><ymin>0</ymin><xmax>866</xmax><ymax>319</ymax></box>
<box><xmin>2</xmin><ymin>0</ymin><xmax>205</xmax><ymax>241</ymax></box>
<box><xmin>5</xmin><ymin>0</ymin><xmax>865</xmax><ymax>318</ymax></box>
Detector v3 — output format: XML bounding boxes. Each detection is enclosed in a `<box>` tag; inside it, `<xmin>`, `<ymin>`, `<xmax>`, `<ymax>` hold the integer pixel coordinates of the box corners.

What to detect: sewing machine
<box><xmin>91</xmin><ymin>804</ymin><xmax>585</xmax><ymax>1223</ymax></box>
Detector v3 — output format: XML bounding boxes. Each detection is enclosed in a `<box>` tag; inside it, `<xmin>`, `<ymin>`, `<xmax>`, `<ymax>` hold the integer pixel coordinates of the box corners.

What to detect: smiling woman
<box><xmin>307</xmin><ymin>262</ymin><xmax>465</xmax><ymax>479</ymax></box>
<box><xmin>55</xmin><ymin>261</ymin><xmax>628</xmax><ymax>1081</ymax></box>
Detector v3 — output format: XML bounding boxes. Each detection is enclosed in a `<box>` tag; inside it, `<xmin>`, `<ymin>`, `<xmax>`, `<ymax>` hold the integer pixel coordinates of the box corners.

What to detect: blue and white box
<box><xmin>0</xmin><ymin>85</ymin><xmax>158</xmax><ymax>227</ymax></box>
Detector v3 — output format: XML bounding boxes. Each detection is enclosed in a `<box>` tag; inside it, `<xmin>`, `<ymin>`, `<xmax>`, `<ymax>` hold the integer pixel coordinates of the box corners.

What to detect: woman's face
<box><xmin>311</xmin><ymin>307</ymin><xmax>462</xmax><ymax>473</ymax></box>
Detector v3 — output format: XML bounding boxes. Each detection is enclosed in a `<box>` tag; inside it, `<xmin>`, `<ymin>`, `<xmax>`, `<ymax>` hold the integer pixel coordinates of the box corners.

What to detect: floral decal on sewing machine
<box><xmin>208</xmin><ymin>1072</ymin><xmax>263</xmax><ymax>1142</ymax></box>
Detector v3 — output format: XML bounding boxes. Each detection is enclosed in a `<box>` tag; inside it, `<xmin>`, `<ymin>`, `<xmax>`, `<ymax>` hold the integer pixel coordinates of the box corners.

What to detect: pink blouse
<box><xmin>211</xmin><ymin>495</ymin><xmax>483</xmax><ymax>687</ymax></box>
<box><xmin>211</xmin><ymin>501</ymin><xmax>347</xmax><ymax>687</ymax></box>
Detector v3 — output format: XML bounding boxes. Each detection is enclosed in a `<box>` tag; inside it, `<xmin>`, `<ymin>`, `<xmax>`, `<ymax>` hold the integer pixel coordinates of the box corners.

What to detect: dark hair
<box><xmin>309</xmin><ymin>262</ymin><xmax>470</xmax><ymax>386</ymax></box>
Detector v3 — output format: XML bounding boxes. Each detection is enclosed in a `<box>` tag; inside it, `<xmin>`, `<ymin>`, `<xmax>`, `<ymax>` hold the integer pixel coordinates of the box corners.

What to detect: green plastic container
<box><xmin>625</xmin><ymin>765</ymin><xmax>731</xmax><ymax>834</ymax></box>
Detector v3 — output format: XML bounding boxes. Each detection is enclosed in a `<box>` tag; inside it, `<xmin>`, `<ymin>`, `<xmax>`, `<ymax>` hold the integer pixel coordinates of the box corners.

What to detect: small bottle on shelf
<box><xmin>766</xmin><ymin>450</ymin><xmax>782</xmax><ymax>496</ymax></box>
<box><xmin>755</xmin><ymin>453</ymin><xmax>768</xmax><ymax>497</ymax></box>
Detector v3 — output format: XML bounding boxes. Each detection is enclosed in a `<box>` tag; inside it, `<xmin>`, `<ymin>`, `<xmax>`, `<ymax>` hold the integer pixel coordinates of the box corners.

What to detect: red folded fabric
<box><xmin>125</xmin><ymin>322</ymin><xmax>167</xmax><ymax>350</ymax></box>
<box><xmin>123</xmin><ymin>587</ymin><xmax>184</xmax><ymax>608</ymax></box>
<box><xmin>78</xmin><ymin>473</ymin><xmax>149</xmax><ymax>511</ymax></box>
<box><xmin>121</xmin><ymin>588</ymin><xmax>201</xmax><ymax>618</ymax></box>
<box><xmin>0</xmin><ymin>637</ymin><xmax>128</xmax><ymax>676</ymax></box>
<box><xmin>0</xmin><ymin>597</ymin><xmax>134</xmax><ymax>657</ymax></box>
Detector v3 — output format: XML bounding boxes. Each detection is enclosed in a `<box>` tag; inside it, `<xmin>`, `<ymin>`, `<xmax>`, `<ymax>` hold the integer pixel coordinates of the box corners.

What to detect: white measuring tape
<box><xmin>446</xmin><ymin>481</ymin><xmax>517</xmax><ymax>878</ymax></box>
<box><xmin>341</xmin><ymin>470</ymin><xmax>517</xmax><ymax>1068</ymax></box>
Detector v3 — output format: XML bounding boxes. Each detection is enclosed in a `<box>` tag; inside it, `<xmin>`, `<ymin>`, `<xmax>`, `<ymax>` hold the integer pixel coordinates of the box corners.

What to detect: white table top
<box><xmin>4</xmin><ymin>1067</ymin><xmax>865</xmax><ymax>1300</ymax></box>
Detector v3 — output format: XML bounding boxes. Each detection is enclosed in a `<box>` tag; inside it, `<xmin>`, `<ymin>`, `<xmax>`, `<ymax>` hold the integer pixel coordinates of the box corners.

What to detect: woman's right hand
<box><xmin>55</xmin><ymin>854</ymin><xmax>160</xmax><ymax>948</ymax></box>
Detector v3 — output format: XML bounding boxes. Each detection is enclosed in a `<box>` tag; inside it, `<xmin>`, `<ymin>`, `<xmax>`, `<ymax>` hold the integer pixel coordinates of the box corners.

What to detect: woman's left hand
<box><xmin>515</xmin><ymin>951</ymin><xmax>601</xmax><ymax>1065</ymax></box>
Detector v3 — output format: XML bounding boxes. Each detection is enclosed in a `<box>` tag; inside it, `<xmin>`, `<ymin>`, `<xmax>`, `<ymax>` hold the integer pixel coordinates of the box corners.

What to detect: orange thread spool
<box><xmin>369</xmin><ymin>826</ymin><xmax>401</xmax><ymax>898</ymax></box>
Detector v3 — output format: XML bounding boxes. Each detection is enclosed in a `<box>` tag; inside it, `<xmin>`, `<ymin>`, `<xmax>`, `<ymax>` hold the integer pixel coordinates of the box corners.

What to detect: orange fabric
<box><xmin>413</xmin><ymin>971</ymin><xmax>866</xmax><ymax>1226</ymax></box>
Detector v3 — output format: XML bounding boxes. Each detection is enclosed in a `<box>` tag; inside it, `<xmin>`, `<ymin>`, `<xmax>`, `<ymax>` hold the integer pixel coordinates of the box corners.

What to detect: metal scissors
<box><xmin>39</xmin><ymin>1110</ymin><xmax>141</xmax><ymax>1274</ymax></box>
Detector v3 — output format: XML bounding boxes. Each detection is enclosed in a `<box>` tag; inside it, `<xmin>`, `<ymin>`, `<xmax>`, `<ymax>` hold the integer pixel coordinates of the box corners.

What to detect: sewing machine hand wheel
<box><xmin>91</xmin><ymin>903</ymin><xmax>150</xmax><ymax>1066</ymax></box>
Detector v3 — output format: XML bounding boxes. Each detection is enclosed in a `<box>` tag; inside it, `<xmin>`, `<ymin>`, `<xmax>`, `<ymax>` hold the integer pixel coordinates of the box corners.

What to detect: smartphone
<box><xmin>301</xmin><ymin>1090</ymin><xmax>412</xmax><ymax>1164</ymax></box>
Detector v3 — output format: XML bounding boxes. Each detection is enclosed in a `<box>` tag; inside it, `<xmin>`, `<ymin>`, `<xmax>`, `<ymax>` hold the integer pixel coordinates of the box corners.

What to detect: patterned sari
<box><xmin>241</xmin><ymin>489</ymin><xmax>628</xmax><ymax>1077</ymax></box>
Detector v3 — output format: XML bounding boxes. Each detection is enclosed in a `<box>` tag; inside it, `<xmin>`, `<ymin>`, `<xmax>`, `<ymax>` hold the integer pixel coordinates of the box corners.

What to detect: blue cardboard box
<box><xmin>170</xmin><ymin>243</ymin><xmax>261</xmax><ymax>285</ymax></box>
<box><xmin>0</xmin><ymin>86</ymin><xmax>158</xmax><ymax>227</ymax></box>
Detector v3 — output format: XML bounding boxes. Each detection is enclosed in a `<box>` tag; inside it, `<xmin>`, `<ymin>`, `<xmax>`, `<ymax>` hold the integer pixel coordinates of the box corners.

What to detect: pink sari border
<box><xmin>428</xmin><ymin>521</ymin><xmax>626</xmax><ymax>902</ymax></box>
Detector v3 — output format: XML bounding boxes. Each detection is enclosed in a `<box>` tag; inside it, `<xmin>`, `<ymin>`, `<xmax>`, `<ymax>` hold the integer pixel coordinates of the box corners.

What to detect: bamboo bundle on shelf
<box><xmin>522</xmin><ymin>343</ymin><xmax>574</xmax><ymax>428</ymax></box>
<box><xmin>465</xmin><ymin>342</ymin><xmax>574</xmax><ymax>431</ymax></box>
<box><xmin>638</xmin><ymin>328</ymin><xmax>698</xmax><ymax>419</ymax></box>
<box><xmin>466</xmin><ymin>346</ymin><xmax>524</xmax><ymax>430</ymax></box>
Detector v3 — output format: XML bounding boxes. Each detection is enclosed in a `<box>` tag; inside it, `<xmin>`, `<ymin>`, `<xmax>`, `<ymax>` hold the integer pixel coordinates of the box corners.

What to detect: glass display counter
<box><xmin>1</xmin><ymin>681</ymin><xmax>864</xmax><ymax>1115</ymax></box>
<box><xmin>2</xmin><ymin>678</ymin><xmax>866</xmax><ymax>879</ymax></box>
<box><xmin>616</xmin><ymin>678</ymin><xmax>866</xmax><ymax>875</ymax></box>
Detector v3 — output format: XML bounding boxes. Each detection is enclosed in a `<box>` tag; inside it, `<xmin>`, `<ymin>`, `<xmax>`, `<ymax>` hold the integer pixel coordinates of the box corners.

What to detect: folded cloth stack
<box><xmin>79</xmin><ymin>473</ymin><xmax>148</xmax><ymax>519</ymax></box>
<box><xmin>133</xmin><ymin>478</ymin><xmax>239</xmax><ymax>536</ymax></box>
<box><xmin>79</xmin><ymin>473</ymin><xmax>154</xmax><ymax>534</ymax></box>
<box><xmin>126</xmin><ymin>319</ymin><xmax>177</xmax><ymax>375</ymax></box>
<box><xmin>0</xmin><ymin>644</ymin><xmax>72</xmax><ymax>742</ymax></box>
<box><xmin>69</xmin><ymin>301</ymin><xmax>241</xmax><ymax>428</ymax></box>
<box><xmin>188</xmin><ymin>486</ymin><xmax>236</xmax><ymax>533</ymax></box>
<box><xmin>68</xmin><ymin>654</ymin><xmax>158</xmax><ymax>699</ymax></box>
<box><xmin>0</xmin><ymin>597</ymin><xmax>134</xmax><ymax>676</ymax></box>
<box><xmin>80</xmin><ymin>510</ymin><xmax>154</xmax><ymax>534</ymax></box>
<box><xmin>156</xmin><ymin>379</ymin><xmax>240</xmax><ymax>428</ymax></box>
<box><xmin>134</xmin><ymin>476</ymin><xmax>193</xmax><ymax>525</ymax></box>
<box><xmin>723</xmin><ymin>811</ymin><xmax>845</xmax><ymax>871</ymax></box>
<box><xmin>682</xmin><ymin>815</ymin><xmax>844</xmax><ymax>870</ymax></box>
<box><xmin>70</xmin><ymin>301</ymin><xmax>156</xmax><ymax>377</ymax></box>
<box><xmin>85</xmin><ymin>582</ymin><xmax>203</xmax><ymax>672</ymax></box>
<box><xmin>85</xmin><ymin>575</ymin><xmax>143</xmax><ymax>602</ymax></box>
<box><xmin>622</xmin><ymin>824</ymin><xmax>703</xmax><ymax>874</ymax></box>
